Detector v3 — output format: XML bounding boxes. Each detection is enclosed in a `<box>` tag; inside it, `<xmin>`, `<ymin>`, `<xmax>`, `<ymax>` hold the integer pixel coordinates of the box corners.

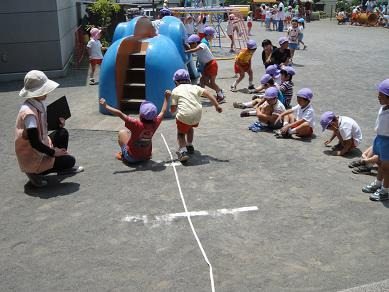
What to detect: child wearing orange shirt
<box><xmin>230</xmin><ymin>40</ymin><xmax>257</xmax><ymax>92</ymax></box>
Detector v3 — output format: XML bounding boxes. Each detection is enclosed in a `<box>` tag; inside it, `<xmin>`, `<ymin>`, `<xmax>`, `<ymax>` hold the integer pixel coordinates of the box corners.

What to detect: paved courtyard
<box><xmin>1</xmin><ymin>19</ymin><xmax>389</xmax><ymax>291</ymax></box>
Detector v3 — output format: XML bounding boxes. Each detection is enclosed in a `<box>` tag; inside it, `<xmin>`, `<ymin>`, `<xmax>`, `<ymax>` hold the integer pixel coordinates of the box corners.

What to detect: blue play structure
<box><xmin>99</xmin><ymin>16</ymin><xmax>199</xmax><ymax>115</ymax></box>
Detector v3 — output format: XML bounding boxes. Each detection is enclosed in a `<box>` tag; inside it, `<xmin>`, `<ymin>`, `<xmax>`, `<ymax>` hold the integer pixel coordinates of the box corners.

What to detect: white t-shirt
<box><xmin>278</xmin><ymin>10</ymin><xmax>286</xmax><ymax>20</ymax></box>
<box><xmin>265</xmin><ymin>10</ymin><xmax>272</xmax><ymax>18</ymax></box>
<box><xmin>292</xmin><ymin>104</ymin><xmax>315</xmax><ymax>128</ymax></box>
<box><xmin>171</xmin><ymin>84</ymin><xmax>205</xmax><ymax>125</ymax></box>
<box><xmin>247</xmin><ymin>16</ymin><xmax>252</xmax><ymax>22</ymax></box>
<box><xmin>287</xmin><ymin>27</ymin><xmax>300</xmax><ymax>44</ymax></box>
<box><xmin>299</xmin><ymin>25</ymin><xmax>304</xmax><ymax>33</ymax></box>
<box><xmin>196</xmin><ymin>43</ymin><xmax>214</xmax><ymax>64</ymax></box>
<box><xmin>375</xmin><ymin>106</ymin><xmax>389</xmax><ymax>137</ymax></box>
<box><xmin>226</xmin><ymin>21</ymin><xmax>234</xmax><ymax>35</ymax></box>
<box><xmin>197</xmin><ymin>22</ymin><xmax>205</xmax><ymax>33</ymax></box>
<box><xmin>185</xmin><ymin>22</ymin><xmax>195</xmax><ymax>35</ymax></box>
<box><xmin>87</xmin><ymin>39</ymin><xmax>103</xmax><ymax>59</ymax></box>
<box><xmin>338</xmin><ymin>116</ymin><xmax>362</xmax><ymax>146</ymax></box>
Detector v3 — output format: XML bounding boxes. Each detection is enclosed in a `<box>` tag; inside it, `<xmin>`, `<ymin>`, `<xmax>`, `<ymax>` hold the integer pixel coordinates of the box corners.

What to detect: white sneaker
<box><xmin>230</xmin><ymin>85</ymin><xmax>237</xmax><ymax>92</ymax></box>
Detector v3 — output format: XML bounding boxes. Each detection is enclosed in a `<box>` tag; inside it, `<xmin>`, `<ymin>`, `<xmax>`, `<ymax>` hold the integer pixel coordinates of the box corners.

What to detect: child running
<box><xmin>298</xmin><ymin>18</ymin><xmax>307</xmax><ymax>50</ymax></box>
<box><xmin>320</xmin><ymin>111</ymin><xmax>362</xmax><ymax>155</ymax></box>
<box><xmin>87</xmin><ymin>27</ymin><xmax>105</xmax><ymax>85</ymax></box>
<box><xmin>287</xmin><ymin>18</ymin><xmax>301</xmax><ymax>64</ymax></box>
<box><xmin>99</xmin><ymin>96</ymin><xmax>169</xmax><ymax>164</ymax></box>
<box><xmin>362</xmin><ymin>79</ymin><xmax>389</xmax><ymax>201</ymax></box>
<box><xmin>274</xmin><ymin>88</ymin><xmax>315</xmax><ymax>138</ymax></box>
<box><xmin>230</xmin><ymin>40</ymin><xmax>257</xmax><ymax>92</ymax></box>
<box><xmin>169</xmin><ymin>69</ymin><xmax>223</xmax><ymax>162</ymax></box>
<box><xmin>186</xmin><ymin>31</ymin><xmax>226</xmax><ymax>103</ymax></box>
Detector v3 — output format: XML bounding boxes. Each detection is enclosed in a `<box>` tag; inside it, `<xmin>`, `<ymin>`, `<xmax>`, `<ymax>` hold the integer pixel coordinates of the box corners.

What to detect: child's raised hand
<box><xmin>99</xmin><ymin>98</ymin><xmax>107</xmax><ymax>107</ymax></box>
<box><xmin>215</xmin><ymin>105</ymin><xmax>223</xmax><ymax>113</ymax></box>
<box><xmin>165</xmin><ymin>90</ymin><xmax>172</xmax><ymax>98</ymax></box>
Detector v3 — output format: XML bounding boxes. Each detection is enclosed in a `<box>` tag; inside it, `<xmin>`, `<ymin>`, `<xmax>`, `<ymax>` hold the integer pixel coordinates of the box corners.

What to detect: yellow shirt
<box><xmin>171</xmin><ymin>84</ymin><xmax>205</xmax><ymax>125</ymax></box>
<box><xmin>235</xmin><ymin>49</ymin><xmax>254</xmax><ymax>65</ymax></box>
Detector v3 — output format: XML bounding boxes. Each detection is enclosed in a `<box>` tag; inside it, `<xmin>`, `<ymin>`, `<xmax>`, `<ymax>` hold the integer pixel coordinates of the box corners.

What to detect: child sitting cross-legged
<box><xmin>245</xmin><ymin>87</ymin><xmax>286</xmax><ymax>132</ymax></box>
<box><xmin>169</xmin><ymin>69</ymin><xmax>223</xmax><ymax>163</ymax></box>
<box><xmin>99</xmin><ymin>96</ymin><xmax>169</xmax><ymax>164</ymax></box>
<box><xmin>278</xmin><ymin>66</ymin><xmax>295</xmax><ymax>109</ymax></box>
<box><xmin>320</xmin><ymin>111</ymin><xmax>362</xmax><ymax>156</ymax></box>
<box><xmin>273</xmin><ymin>88</ymin><xmax>315</xmax><ymax>138</ymax></box>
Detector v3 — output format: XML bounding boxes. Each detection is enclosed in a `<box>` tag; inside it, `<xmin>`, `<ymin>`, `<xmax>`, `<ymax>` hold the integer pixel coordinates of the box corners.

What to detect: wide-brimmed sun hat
<box><xmin>19</xmin><ymin>70</ymin><xmax>59</xmax><ymax>98</ymax></box>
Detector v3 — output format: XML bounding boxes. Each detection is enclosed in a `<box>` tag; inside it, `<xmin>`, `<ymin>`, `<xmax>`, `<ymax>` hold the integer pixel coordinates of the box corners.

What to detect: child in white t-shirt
<box><xmin>184</xmin><ymin>15</ymin><xmax>195</xmax><ymax>36</ymax></box>
<box><xmin>186</xmin><ymin>31</ymin><xmax>225</xmax><ymax>103</ymax></box>
<box><xmin>227</xmin><ymin>14</ymin><xmax>238</xmax><ymax>52</ymax></box>
<box><xmin>362</xmin><ymin>79</ymin><xmax>389</xmax><ymax>201</ymax></box>
<box><xmin>274</xmin><ymin>88</ymin><xmax>315</xmax><ymax>138</ymax></box>
<box><xmin>87</xmin><ymin>27</ymin><xmax>105</xmax><ymax>85</ymax></box>
<box><xmin>320</xmin><ymin>111</ymin><xmax>362</xmax><ymax>155</ymax></box>
<box><xmin>298</xmin><ymin>18</ymin><xmax>307</xmax><ymax>50</ymax></box>
<box><xmin>287</xmin><ymin>18</ymin><xmax>301</xmax><ymax>63</ymax></box>
<box><xmin>169</xmin><ymin>69</ymin><xmax>222</xmax><ymax>163</ymax></box>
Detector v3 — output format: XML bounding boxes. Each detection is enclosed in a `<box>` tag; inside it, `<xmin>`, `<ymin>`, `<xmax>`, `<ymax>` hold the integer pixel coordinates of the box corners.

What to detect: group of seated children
<box><xmin>100</xmin><ymin>69</ymin><xmax>223</xmax><ymax>164</ymax></box>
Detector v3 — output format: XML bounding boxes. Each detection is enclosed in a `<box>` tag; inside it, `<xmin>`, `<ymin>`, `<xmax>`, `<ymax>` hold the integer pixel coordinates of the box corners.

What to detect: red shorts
<box><xmin>291</xmin><ymin>124</ymin><xmax>314</xmax><ymax>137</ymax></box>
<box><xmin>198</xmin><ymin>33</ymin><xmax>206</xmax><ymax>40</ymax></box>
<box><xmin>234</xmin><ymin>61</ymin><xmax>251</xmax><ymax>74</ymax></box>
<box><xmin>261</xmin><ymin>14</ymin><xmax>266</xmax><ymax>21</ymax></box>
<box><xmin>247</xmin><ymin>22</ymin><xmax>253</xmax><ymax>28</ymax></box>
<box><xmin>89</xmin><ymin>59</ymin><xmax>102</xmax><ymax>65</ymax></box>
<box><xmin>176</xmin><ymin>119</ymin><xmax>198</xmax><ymax>134</ymax></box>
<box><xmin>203</xmin><ymin>60</ymin><xmax>218</xmax><ymax>77</ymax></box>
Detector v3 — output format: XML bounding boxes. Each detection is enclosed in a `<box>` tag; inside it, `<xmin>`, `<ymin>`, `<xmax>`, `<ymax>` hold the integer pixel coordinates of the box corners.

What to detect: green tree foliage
<box><xmin>89</xmin><ymin>0</ymin><xmax>120</xmax><ymax>28</ymax></box>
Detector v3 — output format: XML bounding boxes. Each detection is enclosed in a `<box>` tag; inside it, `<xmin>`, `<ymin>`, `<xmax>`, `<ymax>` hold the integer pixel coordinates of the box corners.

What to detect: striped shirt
<box><xmin>279</xmin><ymin>80</ymin><xmax>294</xmax><ymax>108</ymax></box>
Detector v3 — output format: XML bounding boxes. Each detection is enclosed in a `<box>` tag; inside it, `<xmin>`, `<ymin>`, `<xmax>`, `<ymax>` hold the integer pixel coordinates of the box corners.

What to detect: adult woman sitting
<box><xmin>261</xmin><ymin>39</ymin><xmax>277</xmax><ymax>68</ymax></box>
<box><xmin>15</xmin><ymin>70</ymin><xmax>83</xmax><ymax>187</ymax></box>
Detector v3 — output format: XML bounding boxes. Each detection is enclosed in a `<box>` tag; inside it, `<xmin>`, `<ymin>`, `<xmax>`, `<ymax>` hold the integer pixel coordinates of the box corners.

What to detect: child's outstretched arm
<box><xmin>202</xmin><ymin>90</ymin><xmax>223</xmax><ymax>113</ymax></box>
<box><xmin>324</xmin><ymin>131</ymin><xmax>337</xmax><ymax>145</ymax></box>
<box><xmin>99</xmin><ymin>98</ymin><xmax>127</xmax><ymax>122</ymax></box>
<box><xmin>158</xmin><ymin>90</ymin><xmax>171</xmax><ymax>119</ymax></box>
<box><xmin>185</xmin><ymin>46</ymin><xmax>202</xmax><ymax>54</ymax></box>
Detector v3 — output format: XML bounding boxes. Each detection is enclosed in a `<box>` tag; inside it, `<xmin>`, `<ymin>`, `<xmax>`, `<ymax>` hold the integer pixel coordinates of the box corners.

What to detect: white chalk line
<box><xmin>122</xmin><ymin>206</ymin><xmax>259</xmax><ymax>225</ymax></box>
<box><xmin>160</xmin><ymin>133</ymin><xmax>215</xmax><ymax>292</ymax></box>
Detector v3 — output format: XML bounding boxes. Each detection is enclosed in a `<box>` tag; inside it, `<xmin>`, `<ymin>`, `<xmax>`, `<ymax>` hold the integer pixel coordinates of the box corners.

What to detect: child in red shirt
<box><xmin>99</xmin><ymin>96</ymin><xmax>169</xmax><ymax>163</ymax></box>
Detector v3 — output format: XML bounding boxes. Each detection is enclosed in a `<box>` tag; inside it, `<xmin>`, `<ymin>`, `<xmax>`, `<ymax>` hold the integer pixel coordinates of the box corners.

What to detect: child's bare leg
<box><xmin>209</xmin><ymin>75</ymin><xmax>222</xmax><ymax>96</ymax></box>
<box><xmin>290</xmin><ymin>49</ymin><xmax>295</xmax><ymax>59</ymax></box>
<box><xmin>361</xmin><ymin>146</ymin><xmax>373</xmax><ymax>159</ymax></box>
<box><xmin>234</xmin><ymin>71</ymin><xmax>245</xmax><ymax>87</ymax></box>
<box><xmin>90</xmin><ymin>63</ymin><xmax>96</xmax><ymax>79</ymax></box>
<box><xmin>118</xmin><ymin>129</ymin><xmax>130</xmax><ymax>147</ymax></box>
<box><xmin>381</xmin><ymin>161</ymin><xmax>389</xmax><ymax>189</ymax></box>
<box><xmin>283</xmin><ymin>113</ymin><xmax>295</xmax><ymax>124</ymax></box>
<box><xmin>177</xmin><ymin>132</ymin><xmax>187</xmax><ymax>149</ymax></box>
<box><xmin>248</xmin><ymin>69</ymin><xmax>253</xmax><ymax>85</ymax></box>
<box><xmin>187</xmin><ymin>127</ymin><xmax>194</xmax><ymax>145</ymax></box>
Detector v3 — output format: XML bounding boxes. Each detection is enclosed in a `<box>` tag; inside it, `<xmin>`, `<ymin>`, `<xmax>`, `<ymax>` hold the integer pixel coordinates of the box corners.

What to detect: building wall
<box><xmin>0</xmin><ymin>0</ymin><xmax>77</xmax><ymax>80</ymax></box>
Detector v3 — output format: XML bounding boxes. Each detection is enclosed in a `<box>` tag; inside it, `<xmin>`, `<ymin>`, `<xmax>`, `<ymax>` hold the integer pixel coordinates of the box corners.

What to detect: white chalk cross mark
<box><xmin>122</xmin><ymin>206</ymin><xmax>258</xmax><ymax>226</ymax></box>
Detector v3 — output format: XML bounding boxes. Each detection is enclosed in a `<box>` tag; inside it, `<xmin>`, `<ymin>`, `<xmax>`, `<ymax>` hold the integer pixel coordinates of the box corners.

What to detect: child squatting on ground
<box><xmin>99</xmin><ymin>96</ymin><xmax>169</xmax><ymax>164</ymax></box>
<box><xmin>320</xmin><ymin>111</ymin><xmax>362</xmax><ymax>156</ymax></box>
<box><xmin>230</xmin><ymin>40</ymin><xmax>257</xmax><ymax>92</ymax></box>
<box><xmin>186</xmin><ymin>31</ymin><xmax>226</xmax><ymax>103</ymax></box>
<box><xmin>361</xmin><ymin>79</ymin><xmax>389</xmax><ymax>201</ymax></box>
<box><xmin>274</xmin><ymin>88</ymin><xmax>315</xmax><ymax>138</ymax></box>
<box><xmin>169</xmin><ymin>69</ymin><xmax>223</xmax><ymax>163</ymax></box>
<box><xmin>87</xmin><ymin>27</ymin><xmax>105</xmax><ymax>85</ymax></box>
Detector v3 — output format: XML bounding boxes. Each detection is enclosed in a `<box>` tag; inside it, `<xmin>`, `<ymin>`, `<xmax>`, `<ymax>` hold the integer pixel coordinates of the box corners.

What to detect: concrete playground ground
<box><xmin>1</xmin><ymin>19</ymin><xmax>389</xmax><ymax>291</ymax></box>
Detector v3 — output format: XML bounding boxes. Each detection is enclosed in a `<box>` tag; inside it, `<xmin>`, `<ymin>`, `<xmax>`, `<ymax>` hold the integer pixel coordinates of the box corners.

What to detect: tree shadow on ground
<box><xmin>24</xmin><ymin>173</ymin><xmax>80</xmax><ymax>199</ymax></box>
<box><xmin>323</xmin><ymin>148</ymin><xmax>362</xmax><ymax>159</ymax></box>
<box><xmin>113</xmin><ymin>159</ymin><xmax>167</xmax><ymax>174</ymax></box>
<box><xmin>181</xmin><ymin>150</ymin><xmax>229</xmax><ymax>167</ymax></box>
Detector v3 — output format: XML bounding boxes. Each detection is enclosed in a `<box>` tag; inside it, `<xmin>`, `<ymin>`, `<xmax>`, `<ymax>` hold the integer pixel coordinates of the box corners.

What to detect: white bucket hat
<box><xmin>19</xmin><ymin>70</ymin><xmax>59</xmax><ymax>98</ymax></box>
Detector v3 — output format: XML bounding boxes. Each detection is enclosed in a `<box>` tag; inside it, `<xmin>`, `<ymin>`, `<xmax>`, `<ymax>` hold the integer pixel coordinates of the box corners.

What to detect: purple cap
<box><xmin>297</xmin><ymin>88</ymin><xmax>313</xmax><ymax>100</ymax></box>
<box><xmin>187</xmin><ymin>34</ymin><xmax>200</xmax><ymax>43</ymax></box>
<box><xmin>204</xmin><ymin>26</ymin><xmax>216</xmax><ymax>36</ymax></box>
<box><xmin>377</xmin><ymin>79</ymin><xmax>389</xmax><ymax>96</ymax></box>
<box><xmin>247</xmin><ymin>39</ymin><xmax>257</xmax><ymax>50</ymax></box>
<box><xmin>160</xmin><ymin>8</ymin><xmax>172</xmax><ymax>17</ymax></box>
<box><xmin>320</xmin><ymin>111</ymin><xmax>336</xmax><ymax>132</ymax></box>
<box><xmin>279</xmin><ymin>36</ymin><xmax>289</xmax><ymax>45</ymax></box>
<box><xmin>140</xmin><ymin>101</ymin><xmax>157</xmax><ymax>120</ymax></box>
<box><xmin>264</xmin><ymin>87</ymin><xmax>279</xmax><ymax>99</ymax></box>
<box><xmin>260</xmin><ymin>74</ymin><xmax>272</xmax><ymax>85</ymax></box>
<box><xmin>173</xmin><ymin>69</ymin><xmax>190</xmax><ymax>82</ymax></box>
<box><xmin>265</xmin><ymin>64</ymin><xmax>280</xmax><ymax>78</ymax></box>
<box><xmin>283</xmin><ymin>66</ymin><xmax>296</xmax><ymax>76</ymax></box>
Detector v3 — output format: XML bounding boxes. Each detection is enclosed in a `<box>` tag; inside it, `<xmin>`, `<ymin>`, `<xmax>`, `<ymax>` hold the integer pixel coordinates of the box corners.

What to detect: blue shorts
<box><xmin>265</xmin><ymin>18</ymin><xmax>271</xmax><ymax>27</ymax></box>
<box><xmin>298</xmin><ymin>33</ymin><xmax>304</xmax><ymax>41</ymax></box>
<box><xmin>373</xmin><ymin>135</ymin><xmax>389</xmax><ymax>161</ymax></box>
<box><xmin>289</xmin><ymin>43</ymin><xmax>299</xmax><ymax>50</ymax></box>
<box><xmin>121</xmin><ymin>145</ymin><xmax>142</xmax><ymax>164</ymax></box>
